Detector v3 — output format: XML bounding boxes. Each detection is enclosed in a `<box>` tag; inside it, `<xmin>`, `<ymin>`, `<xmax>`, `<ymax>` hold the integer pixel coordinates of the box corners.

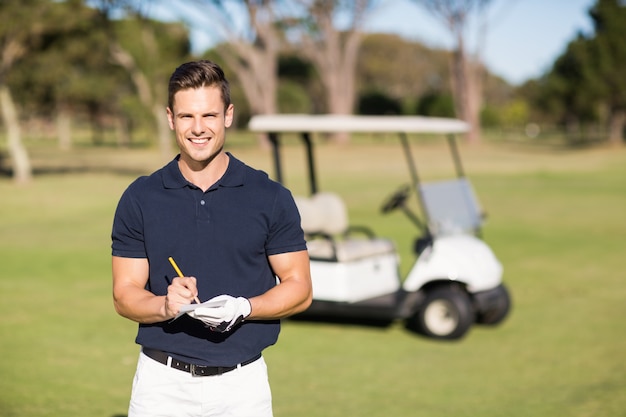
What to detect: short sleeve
<box><xmin>111</xmin><ymin>182</ymin><xmax>147</xmax><ymax>258</ymax></box>
<box><xmin>265</xmin><ymin>187</ymin><xmax>307</xmax><ymax>256</ymax></box>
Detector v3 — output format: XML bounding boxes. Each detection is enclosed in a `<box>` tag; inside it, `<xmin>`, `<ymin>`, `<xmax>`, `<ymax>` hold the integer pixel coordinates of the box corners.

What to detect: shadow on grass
<box><xmin>288</xmin><ymin>315</ymin><xmax>394</xmax><ymax>329</ymax></box>
<box><xmin>0</xmin><ymin>164</ymin><xmax>150</xmax><ymax>179</ymax></box>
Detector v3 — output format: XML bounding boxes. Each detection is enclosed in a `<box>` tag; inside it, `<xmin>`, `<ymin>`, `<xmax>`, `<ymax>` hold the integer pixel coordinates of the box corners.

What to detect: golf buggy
<box><xmin>248</xmin><ymin>115</ymin><xmax>511</xmax><ymax>340</ymax></box>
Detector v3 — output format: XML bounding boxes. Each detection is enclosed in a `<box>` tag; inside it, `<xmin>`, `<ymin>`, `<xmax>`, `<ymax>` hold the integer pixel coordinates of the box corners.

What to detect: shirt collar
<box><xmin>162</xmin><ymin>152</ymin><xmax>245</xmax><ymax>190</ymax></box>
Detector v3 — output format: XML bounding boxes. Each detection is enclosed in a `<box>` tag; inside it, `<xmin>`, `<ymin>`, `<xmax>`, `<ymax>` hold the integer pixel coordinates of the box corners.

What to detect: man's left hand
<box><xmin>187</xmin><ymin>295</ymin><xmax>251</xmax><ymax>332</ymax></box>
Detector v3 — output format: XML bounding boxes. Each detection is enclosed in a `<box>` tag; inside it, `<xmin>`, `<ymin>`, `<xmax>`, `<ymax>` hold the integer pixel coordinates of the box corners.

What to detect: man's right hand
<box><xmin>165</xmin><ymin>276</ymin><xmax>199</xmax><ymax>317</ymax></box>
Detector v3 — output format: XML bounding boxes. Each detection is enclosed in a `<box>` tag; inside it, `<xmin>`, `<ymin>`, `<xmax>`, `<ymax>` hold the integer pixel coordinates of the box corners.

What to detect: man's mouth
<box><xmin>189</xmin><ymin>137</ymin><xmax>209</xmax><ymax>144</ymax></box>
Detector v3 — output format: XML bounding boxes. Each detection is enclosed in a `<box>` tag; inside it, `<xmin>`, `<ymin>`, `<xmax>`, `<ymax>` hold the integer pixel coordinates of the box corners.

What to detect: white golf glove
<box><xmin>187</xmin><ymin>295</ymin><xmax>251</xmax><ymax>332</ymax></box>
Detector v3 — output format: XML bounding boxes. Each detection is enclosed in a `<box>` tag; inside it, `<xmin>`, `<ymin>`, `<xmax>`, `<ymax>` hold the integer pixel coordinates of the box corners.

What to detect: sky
<box><xmin>151</xmin><ymin>0</ymin><xmax>597</xmax><ymax>86</ymax></box>
<box><xmin>362</xmin><ymin>0</ymin><xmax>597</xmax><ymax>85</ymax></box>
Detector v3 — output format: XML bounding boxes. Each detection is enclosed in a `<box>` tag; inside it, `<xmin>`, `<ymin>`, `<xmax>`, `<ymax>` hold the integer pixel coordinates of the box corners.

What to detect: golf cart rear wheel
<box><xmin>407</xmin><ymin>286</ymin><xmax>474</xmax><ymax>340</ymax></box>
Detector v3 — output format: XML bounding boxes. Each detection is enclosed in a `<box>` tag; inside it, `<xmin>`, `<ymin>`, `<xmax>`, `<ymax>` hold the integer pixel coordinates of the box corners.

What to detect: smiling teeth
<box><xmin>190</xmin><ymin>138</ymin><xmax>208</xmax><ymax>144</ymax></box>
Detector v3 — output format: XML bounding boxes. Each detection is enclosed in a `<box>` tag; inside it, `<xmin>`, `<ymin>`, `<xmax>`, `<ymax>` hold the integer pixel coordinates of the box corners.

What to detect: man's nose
<box><xmin>191</xmin><ymin>117</ymin><xmax>205</xmax><ymax>135</ymax></box>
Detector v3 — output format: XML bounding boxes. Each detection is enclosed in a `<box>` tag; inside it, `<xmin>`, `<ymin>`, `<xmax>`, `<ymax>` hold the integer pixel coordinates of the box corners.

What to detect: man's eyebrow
<box><xmin>176</xmin><ymin>111</ymin><xmax>219</xmax><ymax>117</ymax></box>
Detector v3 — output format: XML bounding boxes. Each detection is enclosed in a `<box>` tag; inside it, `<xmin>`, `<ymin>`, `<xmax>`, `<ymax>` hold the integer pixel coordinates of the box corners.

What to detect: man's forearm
<box><xmin>248</xmin><ymin>279</ymin><xmax>312</xmax><ymax>320</ymax></box>
<box><xmin>113</xmin><ymin>285</ymin><xmax>170</xmax><ymax>324</ymax></box>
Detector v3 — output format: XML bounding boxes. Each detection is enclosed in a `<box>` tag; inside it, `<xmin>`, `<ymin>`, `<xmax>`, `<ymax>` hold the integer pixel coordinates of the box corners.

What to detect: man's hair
<box><xmin>167</xmin><ymin>60</ymin><xmax>231</xmax><ymax>112</ymax></box>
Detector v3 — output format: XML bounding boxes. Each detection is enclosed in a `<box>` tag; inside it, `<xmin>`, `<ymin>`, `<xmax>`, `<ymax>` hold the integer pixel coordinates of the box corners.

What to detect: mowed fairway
<box><xmin>0</xmin><ymin>137</ymin><xmax>624</xmax><ymax>417</ymax></box>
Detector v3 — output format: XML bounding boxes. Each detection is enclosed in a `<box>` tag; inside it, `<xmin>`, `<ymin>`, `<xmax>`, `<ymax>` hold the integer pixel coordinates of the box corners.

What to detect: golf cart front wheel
<box><xmin>407</xmin><ymin>286</ymin><xmax>474</xmax><ymax>340</ymax></box>
<box><xmin>476</xmin><ymin>284</ymin><xmax>511</xmax><ymax>325</ymax></box>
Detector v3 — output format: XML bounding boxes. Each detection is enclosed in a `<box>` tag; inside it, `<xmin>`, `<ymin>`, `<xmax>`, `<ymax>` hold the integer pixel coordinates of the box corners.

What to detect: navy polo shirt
<box><xmin>111</xmin><ymin>153</ymin><xmax>306</xmax><ymax>366</ymax></box>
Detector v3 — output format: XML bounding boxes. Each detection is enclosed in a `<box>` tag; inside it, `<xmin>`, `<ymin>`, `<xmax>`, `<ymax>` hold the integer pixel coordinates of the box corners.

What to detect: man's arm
<box><xmin>112</xmin><ymin>256</ymin><xmax>199</xmax><ymax>324</ymax></box>
<box><xmin>247</xmin><ymin>250</ymin><xmax>312</xmax><ymax>320</ymax></box>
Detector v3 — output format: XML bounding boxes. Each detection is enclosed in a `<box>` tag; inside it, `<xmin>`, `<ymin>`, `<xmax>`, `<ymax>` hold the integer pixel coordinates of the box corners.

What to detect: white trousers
<box><xmin>128</xmin><ymin>351</ymin><xmax>273</xmax><ymax>417</ymax></box>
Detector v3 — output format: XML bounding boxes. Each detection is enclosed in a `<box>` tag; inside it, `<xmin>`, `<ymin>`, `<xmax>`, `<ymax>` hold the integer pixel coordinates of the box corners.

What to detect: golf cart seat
<box><xmin>419</xmin><ymin>177</ymin><xmax>485</xmax><ymax>235</ymax></box>
<box><xmin>295</xmin><ymin>192</ymin><xmax>396</xmax><ymax>262</ymax></box>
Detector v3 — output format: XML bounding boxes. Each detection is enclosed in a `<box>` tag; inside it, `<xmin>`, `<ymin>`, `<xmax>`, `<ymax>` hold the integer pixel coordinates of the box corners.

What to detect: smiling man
<box><xmin>111</xmin><ymin>60</ymin><xmax>312</xmax><ymax>417</ymax></box>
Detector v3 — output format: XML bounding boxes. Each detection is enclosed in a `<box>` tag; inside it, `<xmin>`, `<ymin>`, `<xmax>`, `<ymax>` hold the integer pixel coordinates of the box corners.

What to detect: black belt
<box><xmin>142</xmin><ymin>347</ymin><xmax>261</xmax><ymax>377</ymax></box>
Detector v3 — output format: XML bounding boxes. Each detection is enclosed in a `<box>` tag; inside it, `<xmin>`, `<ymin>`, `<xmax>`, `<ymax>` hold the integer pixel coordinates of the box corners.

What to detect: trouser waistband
<box><xmin>142</xmin><ymin>347</ymin><xmax>261</xmax><ymax>377</ymax></box>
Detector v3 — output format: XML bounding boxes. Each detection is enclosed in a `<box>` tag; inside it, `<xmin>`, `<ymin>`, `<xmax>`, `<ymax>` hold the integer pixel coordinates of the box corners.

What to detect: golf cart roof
<box><xmin>248</xmin><ymin>114</ymin><xmax>469</xmax><ymax>134</ymax></box>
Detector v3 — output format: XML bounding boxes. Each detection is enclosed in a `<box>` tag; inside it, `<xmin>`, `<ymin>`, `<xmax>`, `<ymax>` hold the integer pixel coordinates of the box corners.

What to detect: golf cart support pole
<box><xmin>447</xmin><ymin>134</ymin><xmax>466</xmax><ymax>178</ymax></box>
<box><xmin>267</xmin><ymin>132</ymin><xmax>283</xmax><ymax>185</ymax></box>
<box><xmin>267</xmin><ymin>131</ymin><xmax>318</xmax><ymax>196</ymax></box>
<box><xmin>300</xmin><ymin>132</ymin><xmax>318</xmax><ymax>195</ymax></box>
<box><xmin>399</xmin><ymin>131</ymin><xmax>430</xmax><ymax>231</ymax></box>
<box><xmin>399</xmin><ymin>132</ymin><xmax>421</xmax><ymax>188</ymax></box>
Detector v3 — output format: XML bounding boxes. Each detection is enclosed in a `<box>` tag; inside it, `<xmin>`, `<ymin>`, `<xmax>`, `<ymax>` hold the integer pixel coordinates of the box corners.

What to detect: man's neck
<box><xmin>178</xmin><ymin>152</ymin><xmax>229</xmax><ymax>192</ymax></box>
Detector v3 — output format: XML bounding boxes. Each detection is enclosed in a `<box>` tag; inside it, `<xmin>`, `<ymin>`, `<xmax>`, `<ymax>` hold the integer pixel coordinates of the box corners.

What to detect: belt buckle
<box><xmin>190</xmin><ymin>364</ymin><xmax>202</xmax><ymax>377</ymax></box>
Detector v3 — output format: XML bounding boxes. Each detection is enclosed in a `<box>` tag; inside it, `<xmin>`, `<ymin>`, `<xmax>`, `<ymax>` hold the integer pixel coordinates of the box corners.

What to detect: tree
<box><xmin>588</xmin><ymin>0</ymin><xmax>626</xmax><ymax>144</ymax></box>
<box><xmin>188</xmin><ymin>0</ymin><xmax>376</xmax><ymax>120</ymax></box>
<box><xmin>173</xmin><ymin>0</ymin><xmax>284</xmax><ymax>121</ymax></box>
<box><xmin>216</xmin><ymin>1</ymin><xmax>282</xmax><ymax>118</ymax></box>
<box><xmin>0</xmin><ymin>0</ymin><xmax>83</xmax><ymax>183</ymax></box>
<box><xmin>542</xmin><ymin>36</ymin><xmax>600</xmax><ymax>132</ymax></box>
<box><xmin>290</xmin><ymin>0</ymin><xmax>376</xmax><ymax>117</ymax></box>
<box><xmin>8</xmin><ymin>2</ymin><xmax>123</xmax><ymax>150</ymax></box>
<box><xmin>161</xmin><ymin>0</ymin><xmax>284</xmax><ymax>146</ymax></box>
<box><xmin>94</xmin><ymin>1</ymin><xmax>191</xmax><ymax>159</ymax></box>
<box><xmin>531</xmin><ymin>0</ymin><xmax>625</xmax><ymax>145</ymax></box>
<box><xmin>411</xmin><ymin>0</ymin><xmax>494</xmax><ymax>143</ymax></box>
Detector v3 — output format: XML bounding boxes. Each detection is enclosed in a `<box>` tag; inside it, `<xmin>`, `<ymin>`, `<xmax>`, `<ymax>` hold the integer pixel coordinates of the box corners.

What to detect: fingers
<box><xmin>187</xmin><ymin>296</ymin><xmax>251</xmax><ymax>332</ymax></box>
<box><xmin>171</xmin><ymin>276</ymin><xmax>199</xmax><ymax>299</ymax></box>
<box><xmin>165</xmin><ymin>277</ymin><xmax>199</xmax><ymax>316</ymax></box>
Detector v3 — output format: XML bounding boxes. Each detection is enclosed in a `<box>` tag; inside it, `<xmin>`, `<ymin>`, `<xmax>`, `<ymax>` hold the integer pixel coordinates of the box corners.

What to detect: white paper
<box><xmin>173</xmin><ymin>298</ymin><xmax>227</xmax><ymax>320</ymax></box>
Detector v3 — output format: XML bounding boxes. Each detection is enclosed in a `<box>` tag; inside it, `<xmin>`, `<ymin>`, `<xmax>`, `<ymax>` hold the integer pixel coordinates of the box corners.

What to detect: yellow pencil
<box><xmin>168</xmin><ymin>257</ymin><xmax>201</xmax><ymax>304</ymax></box>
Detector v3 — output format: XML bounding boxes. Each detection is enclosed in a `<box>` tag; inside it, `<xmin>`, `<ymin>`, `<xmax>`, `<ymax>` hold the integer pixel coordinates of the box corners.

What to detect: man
<box><xmin>111</xmin><ymin>60</ymin><xmax>312</xmax><ymax>417</ymax></box>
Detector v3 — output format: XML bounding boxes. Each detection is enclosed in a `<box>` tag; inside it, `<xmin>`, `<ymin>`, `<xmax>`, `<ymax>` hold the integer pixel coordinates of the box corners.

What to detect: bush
<box><xmin>358</xmin><ymin>91</ymin><xmax>402</xmax><ymax>115</ymax></box>
<box><xmin>415</xmin><ymin>91</ymin><xmax>455</xmax><ymax>117</ymax></box>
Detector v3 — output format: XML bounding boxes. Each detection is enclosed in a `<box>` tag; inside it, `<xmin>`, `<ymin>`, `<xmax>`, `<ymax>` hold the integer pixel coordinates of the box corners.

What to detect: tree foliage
<box><xmin>0</xmin><ymin>0</ymin><xmax>85</xmax><ymax>182</ymax></box>
<box><xmin>527</xmin><ymin>0</ymin><xmax>626</xmax><ymax>144</ymax></box>
<box><xmin>9</xmin><ymin>2</ymin><xmax>123</xmax><ymax>147</ymax></box>
<box><xmin>357</xmin><ymin>33</ymin><xmax>450</xmax><ymax>100</ymax></box>
<box><xmin>103</xmin><ymin>3</ymin><xmax>191</xmax><ymax>157</ymax></box>
<box><xmin>588</xmin><ymin>0</ymin><xmax>626</xmax><ymax>143</ymax></box>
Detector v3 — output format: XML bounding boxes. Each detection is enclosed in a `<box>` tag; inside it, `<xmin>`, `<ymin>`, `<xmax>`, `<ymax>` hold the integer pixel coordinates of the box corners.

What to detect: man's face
<box><xmin>167</xmin><ymin>85</ymin><xmax>234</xmax><ymax>166</ymax></box>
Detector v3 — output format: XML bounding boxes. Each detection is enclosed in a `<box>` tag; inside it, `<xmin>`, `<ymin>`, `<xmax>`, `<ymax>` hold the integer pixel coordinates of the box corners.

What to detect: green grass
<box><xmin>0</xmin><ymin>138</ymin><xmax>625</xmax><ymax>417</ymax></box>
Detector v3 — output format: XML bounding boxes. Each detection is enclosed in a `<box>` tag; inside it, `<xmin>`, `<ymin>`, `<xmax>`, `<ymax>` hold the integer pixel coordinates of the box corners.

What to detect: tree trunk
<box><xmin>466</xmin><ymin>63</ymin><xmax>482</xmax><ymax>144</ymax></box>
<box><xmin>304</xmin><ymin>13</ymin><xmax>363</xmax><ymax>117</ymax></box>
<box><xmin>297</xmin><ymin>2</ymin><xmax>367</xmax><ymax>144</ymax></box>
<box><xmin>419</xmin><ymin>0</ymin><xmax>494</xmax><ymax>144</ymax></box>
<box><xmin>152</xmin><ymin>103</ymin><xmax>172</xmax><ymax>161</ymax></box>
<box><xmin>110</xmin><ymin>42</ymin><xmax>171</xmax><ymax>159</ymax></box>
<box><xmin>608</xmin><ymin>109</ymin><xmax>625</xmax><ymax>146</ymax></box>
<box><xmin>0</xmin><ymin>84</ymin><xmax>32</xmax><ymax>184</ymax></box>
<box><xmin>450</xmin><ymin>34</ymin><xmax>481</xmax><ymax>144</ymax></box>
<box><xmin>56</xmin><ymin>108</ymin><xmax>72</xmax><ymax>151</ymax></box>
<box><xmin>115</xmin><ymin>115</ymin><xmax>131</xmax><ymax>147</ymax></box>
<box><xmin>219</xmin><ymin>42</ymin><xmax>278</xmax><ymax>116</ymax></box>
<box><xmin>217</xmin><ymin>41</ymin><xmax>277</xmax><ymax>149</ymax></box>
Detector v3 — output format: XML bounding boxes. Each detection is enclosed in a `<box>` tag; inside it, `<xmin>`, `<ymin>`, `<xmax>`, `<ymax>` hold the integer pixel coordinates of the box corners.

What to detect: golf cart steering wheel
<box><xmin>381</xmin><ymin>185</ymin><xmax>411</xmax><ymax>214</ymax></box>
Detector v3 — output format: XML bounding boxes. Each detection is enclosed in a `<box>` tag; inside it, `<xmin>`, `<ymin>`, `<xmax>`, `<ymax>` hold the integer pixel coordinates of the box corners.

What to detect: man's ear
<box><xmin>166</xmin><ymin>107</ymin><xmax>175</xmax><ymax>130</ymax></box>
<box><xmin>225</xmin><ymin>104</ymin><xmax>234</xmax><ymax>128</ymax></box>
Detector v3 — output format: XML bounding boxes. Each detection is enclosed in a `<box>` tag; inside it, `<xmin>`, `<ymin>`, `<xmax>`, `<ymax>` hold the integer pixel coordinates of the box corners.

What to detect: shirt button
<box><xmin>200</xmin><ymin>200</ymin><xmax>205</xmax><ymax>205</ymax></box>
